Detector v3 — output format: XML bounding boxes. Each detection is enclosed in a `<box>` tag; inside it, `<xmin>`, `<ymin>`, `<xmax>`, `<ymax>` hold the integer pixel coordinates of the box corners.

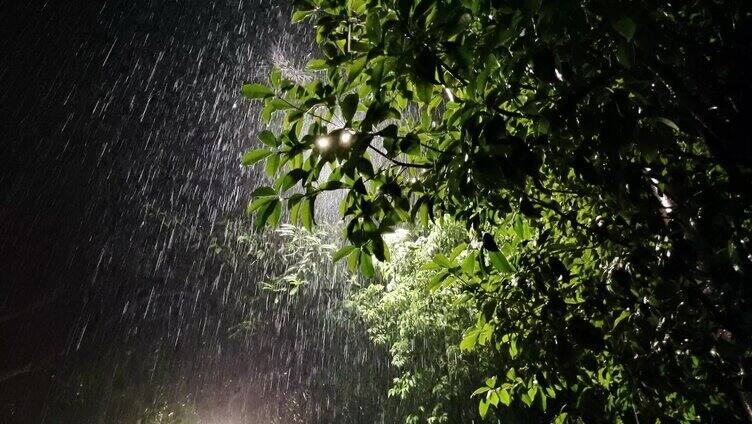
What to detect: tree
<box><xmin>234</xmin><ymin>224</ymin><xmax>395</xmax><ymax>422</ymax></box>
<box><xmin>241</xmin><ymin>0</ymin><xmax>752</xmax><ymax>421</ymax></box>
<box><xmin>348</xmin><ymin>219</ymin><xmax>487</xmax><ymax>423</ymax></box>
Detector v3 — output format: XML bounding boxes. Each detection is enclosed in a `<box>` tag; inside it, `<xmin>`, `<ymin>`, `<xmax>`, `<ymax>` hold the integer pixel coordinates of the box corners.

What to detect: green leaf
<box><xmin>527</xmin><ymin>385</ymin><xmax>538</xmax><ymax>404</ymax></box>
<box><xmin>349</xmin><ymin>0</ymin><xmax>367</xmax><ymax>14</ymax></box>
<box><xmin>242</xmin><ymin>149</ymin><xmax>272</xmax><ymax>166</ymax></box>
<box><xmin>270</xmin><ymin>67</ymin><xmax>281</xmax><ymax>88</ymax></box>
<box><xmin>333</xmin><ymin>245</ymin><xmax>357</xmax><ymax>262</ymax></box>
<box><xmin>521</xmin><ymin>393</ymin><xmax>532</xmax><ymax>407</ymax></box>
<box><xmin>277</xmin><ymin>169</ymin><xmax>308</xmax><ymax>191</ymax></box>
<box><xmin>319</xmin><ymin>180</ymin><xmax>345</xmax><ymax>191</ymax></box>
<box><xmin>261</xmin><ymin>101</ymin><xmax>274</xmax><ymax>123</ymax></box>
<box><xmin>348</xmin><ymin>55</ymin><xmax>368</xmax><ymax>81</ymax></box>
<box><xmin>513</xmin><ymin>214</ymin><xmax>525</xmax><ymax>240</ymax></box>
<box><xmin>241</xmin><ymin>83</ymin><xmax>273</xmax><ymax>99</ymax></box>
<box><xmin>269</xmin><ymin>98</ymin><xmax>294</xmax><ymax>111</ymax></box>
<box><xmin>508</xmin><ymin>339</ymin><xmax>518</xmax><ymax>358</ymax></box>
<box><xmin>488</xmin><ymin>390</ymin><xmax>500</xmax><ymax>407</ymax></box>
<box><xmin>472</xmin><ymin>386</ymin><xmax>491</xmax><ymax>397</ymax></box>
<box><xmin>450</xmin><ymin>243</ymin><xmax>468</xmax><ymax>260</ymax></box>
<box><xmin>365</xmin><ymin>12</ymin><xmax>381</xmax><ymax>43</ymax></box>
<box><xmin>428</xmin><ymin>270</ymin><xmax>449</xmax><ymax>291</ymax></box>
<box><xmin>499</xmin><ymin>389</ymin><xmax>511</xmax><ymax>406</ymax></box>
<box><xmin>347</xmin><ymin>248</ymin><xmax>359</xmax><ymax>272</ymax></box>
<box><xmin>488</xmin><ymin>250</ymin><xmax>515</xmax><ymax>274</ymax></box>
<box><xmin>554</xmin><ymin>412</ymin><xmax>568</xmax><ymax>424</ymax></box>
<box><xmin>246</xmin><ymin>196</ymin><xmax>275</xmax><ymax>214</ymax></box>
<box><xmin>612</xmin><ymin>17</ymin><xmax>636</xmax><ymax>41</ymax></box>
<box><xmin>372</xmin><ymin>237</ymin><xmax>390</xmax><ymax>262</ymax></box>
<box><xmin>656</xmin><ymin>117</ymin><xmax>680</xmax><ymax>132</ymax></box>
<box><xmin>419</xmin><ymin>201</ymin><xmax>430</xmax><ymax>228</ymax></box>
<box><xmin>257</xmin><ymin>130</ymin><xmax>277</xmax><ymax>147</ymax></box>
<box><xmin>341</xmin><ymin>93</ymin><xmax>359</xmax><ymax>124</ymax></box>
<box><xmin>612</xmin><ymin>309</ymin><xmax>631</xmax><ymax>330</ymax></box>
<box><xmin>460</xmin><ymin>328</ymin><xmax>480</xmax><ymax>352</ymax></box>
<box><xmin>433</xmin><ymin>253</ymin><xmax>457</xmax><ymax>269</ymax></box>
<box><xmin>288</xmin><ymin>194</ymin><xmax>303</xmax><ymax>225</ymax></box>
<box><xmin>360</xmin><ymin>251</ymin><xmax>375</xmax><ymax>278</ymax></box>
<box><xmin>461</xmin><ymin>251</ymin><xmax>477</xmax><ymax>274</ymax></box>
<box><xmin>301</xmin><ymin>196</ymin><xmax>315</xmax><ymax>230</ymax></box>
<box><xmin>251</xmin><ymin>186</ymin><xmax>276</xmax><ymax>198</ymax></box>
<box><xmin>268</xmin><ymin>199</ymin><xmax>282</xmax><ymax>228</ymax></box>
<box><xmin>415</xmin><ymin>80</ymin><xmax>433</xmax><ymax>103</ymax></box>
<box><xmin>265</xmin><ymin>154</ymin><xmax>280</xmax><ymax>177</ymax></box>
<box><xmin>478</xmin><ymin>324</ymin><xmax>493</xmax><ymax>345</ymax></box>
<box><xmin>421</xmin><ymin>261</ymin><xmax>440</xmax><ymax>271</ymax></box>
<box><xmin>545</xmin><ymin>387</ymin><xmax>557</xmax><ymax>399</ymax></box>
<box><xmin>291</xmin><ymin>9</ymin><xmax>311</xmax><ymax>23</ymax></box>
<box><xmin>479</xmin><ymin>399</ymin><xmax>490</xmax><ymax>418</ymax></box>
<box><xmin>255</xmin><ymin>199</ymin><xmax>280</xmax><ymax>231</ymax></box>
<box><xmin>306</xmin><ymin>58</ymin><xmax>327</xmax><ymax>71</ymax></box>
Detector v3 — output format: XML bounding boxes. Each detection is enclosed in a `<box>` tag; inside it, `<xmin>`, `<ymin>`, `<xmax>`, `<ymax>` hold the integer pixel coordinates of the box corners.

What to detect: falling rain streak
<box><xmin>1</xmin><ymin>1</ymin><xmax>390</xmax><ymax>422</ymax></box>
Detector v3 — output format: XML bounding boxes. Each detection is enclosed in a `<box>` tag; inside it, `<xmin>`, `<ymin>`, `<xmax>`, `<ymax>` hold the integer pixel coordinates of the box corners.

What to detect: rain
<box><xmin>0</xmin><ymin>1</ymin><xmax>391</xmax><ymax>422</ymax></box>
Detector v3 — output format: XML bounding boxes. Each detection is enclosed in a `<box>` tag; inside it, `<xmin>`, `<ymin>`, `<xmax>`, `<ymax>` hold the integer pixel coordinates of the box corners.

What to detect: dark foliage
<box><xmin>243</xmin><ymin>0</ymin><xmax>752</xmax><ymax>421</ymax></box>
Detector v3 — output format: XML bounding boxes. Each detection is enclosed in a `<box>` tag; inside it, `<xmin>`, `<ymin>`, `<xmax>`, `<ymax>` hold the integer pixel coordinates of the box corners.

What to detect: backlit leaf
<box><xmin>241</xmin><ymin>83</ymin><xmax>273</xmax><ymax>99</ymax></box>
<box><xmin>242</xmin><ymin>149</ymin><xmax>271</xmax><ymax>166</ymax></box>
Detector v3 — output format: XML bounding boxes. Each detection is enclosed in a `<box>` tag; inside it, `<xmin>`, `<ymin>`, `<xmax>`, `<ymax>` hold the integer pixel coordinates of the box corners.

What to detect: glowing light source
<box><xmin>315</xmin><ymin>135</ymin><xmax>331</xmax><ymax>150</ymax></box>
<box><xmin>340</xmin><ymin>130</ymin><xmax>353</xmax><ymax>146</ymax></box>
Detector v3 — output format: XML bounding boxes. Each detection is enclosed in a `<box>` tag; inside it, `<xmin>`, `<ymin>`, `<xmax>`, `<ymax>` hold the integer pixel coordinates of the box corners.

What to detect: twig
<box><xmin>368</xmin><ymin>145</ymin><xmax>432</xmax><ymax>169</ymax></box>
<box><xmin>279</xmin><ymin>97</ymin><xmax>339</xmax><ymax>127</ymax></box>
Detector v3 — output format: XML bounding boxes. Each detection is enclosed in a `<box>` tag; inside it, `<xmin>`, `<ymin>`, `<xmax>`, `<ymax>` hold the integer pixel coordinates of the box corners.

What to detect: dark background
<box><xmin>0</xmin><ymin>1</ymin><xmax>356</xmax><ymax>422</ymax></box>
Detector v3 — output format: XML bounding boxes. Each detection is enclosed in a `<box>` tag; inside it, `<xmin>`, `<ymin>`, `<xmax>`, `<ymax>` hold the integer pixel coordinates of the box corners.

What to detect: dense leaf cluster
<box><xmin>348</xmin><ymin>220</ymin><xmax>484</xmax><ymax>424</ymax></box>
<box><xmin>242</xmin><ymin>0</ymin><xmax>752</xmax><ymax>421</ymax></box>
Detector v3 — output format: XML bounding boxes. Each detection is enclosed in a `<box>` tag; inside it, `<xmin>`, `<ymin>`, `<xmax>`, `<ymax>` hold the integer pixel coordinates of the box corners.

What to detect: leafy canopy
<box><xmin>348</xmin><ymin>219</ymin><xmax>484</xmax><ymax>424</ymax></box>
<box><xmin>241</xmin><ymin>0</ymin><xmax>752</xmax><ymax>422</ymax></box>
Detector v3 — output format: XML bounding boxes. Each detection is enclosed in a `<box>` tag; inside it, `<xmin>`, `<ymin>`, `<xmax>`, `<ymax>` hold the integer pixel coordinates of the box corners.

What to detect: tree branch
<box><xmin>368</xmin><ymin>145</ymin><xmax>431</xmax><ymax>169</ymax></box>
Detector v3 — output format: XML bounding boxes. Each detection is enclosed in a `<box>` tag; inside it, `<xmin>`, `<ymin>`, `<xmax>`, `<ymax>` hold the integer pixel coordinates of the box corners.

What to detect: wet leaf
<box><xmin>460</xmin><ymin>328</ymin><xmax>480</xmax><ymax>352</ymax></box>
<box><xmin>479</xmin><ymin>398</ymin><xmax>490</xmax><ymax>418</ymax></box>
<box><xmin>612</xmin><ymin>17</ymin><xmax>636</xmax><ymax>41</ymax></box>
<box><xmin>488</xmin><ymin>251</ymin><xmax>514</xmax><ymax>274</ymax></box>
<box><xmin>341</xmin><ymin>93</ymin><xmax>359</xmax><ymax>123</ymax></box>
<box><xmin>301</xmin><ymin>196</ymin><xmax>315</xmax><ymax>230</ymax></box>
<box><xmin>291</xmin><ymin>9</ymin><xmax>311</xmax><ymax>23</ymax></box>
<box><xmin>241</xmin><ymin>83</ymin><xmax>273</xmax><ymax>99</ymax></box>
<box><xmin>333</xmin><ymin>245</ymin><xmax>357</xmax><ymax>262</ymax></box>
<box><xmin>257</xmin><ymin>130</ymin><xmax>277</xmax><ymax>148</ymax></box>
<box><xmin>306</xmin><ymin>58</ymin><xmax>328</xmax><ymax>70</ymax></box>
<box><xmin>428</xmin><ymin>270</ymin><xmax>449</xmax><ymax>291</ymax></box>
<box><xmin>359</xmin><ymin>251</ymin><xmax>375</xmax><ymax>277</ymax></box>
<box><xmin>241</xmin><ymin>149</ymin><xmax>271</xmax><ymax>166</ymax></box>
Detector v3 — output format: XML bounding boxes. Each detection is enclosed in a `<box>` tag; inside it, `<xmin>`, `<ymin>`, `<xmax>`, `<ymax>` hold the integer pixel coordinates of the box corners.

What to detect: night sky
<box><xmin>0</xmin><ymin>1</ymin><xmax>382</xmax><ymax>422</ymax></box>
